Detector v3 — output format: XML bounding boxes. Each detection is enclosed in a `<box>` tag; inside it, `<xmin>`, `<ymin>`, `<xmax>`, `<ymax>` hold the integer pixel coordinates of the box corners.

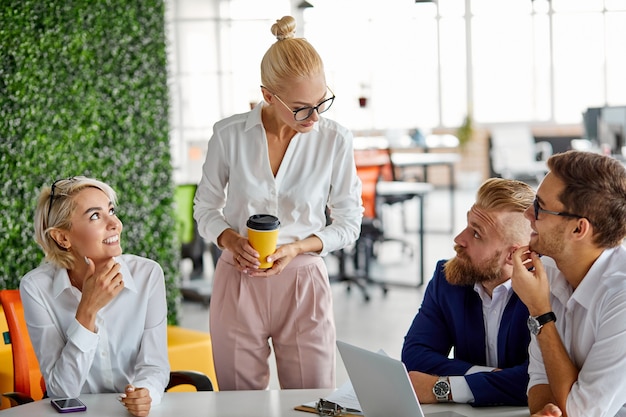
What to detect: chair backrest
<box><xmin>174</xmin><ymin>184</ymin><xmax>198</xmax><ymax>245</ymax></box>
<box><xmin>354</xmin><ymin>149</ymin><xmax>388</xmax><ymax>220</ymax></box>
<box><xmin>490</xmin><ymin>125</ymin><xmax>549</xmax><ymax>179</ymax></box>
<box><xmin>355</xmin><ymin>164</ymin><xmax>380</xmax><ymax>219</ymax></box>
<box><xmin>166</xmin><ymin>370</ymin><xmax>214</xmax><ymax>392</ymax></box>
<box><xmin>0</xmin><ymin>290</ymin><xmax>45</xmax><ymax>400</ymax></box>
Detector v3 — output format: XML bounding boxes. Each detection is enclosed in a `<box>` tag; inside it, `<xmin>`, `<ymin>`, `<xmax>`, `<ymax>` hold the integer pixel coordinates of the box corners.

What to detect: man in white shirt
<box><xmin>512</xmin><ymin>150</ymin><xmax>626</xmax><ymax>417</ymax></box>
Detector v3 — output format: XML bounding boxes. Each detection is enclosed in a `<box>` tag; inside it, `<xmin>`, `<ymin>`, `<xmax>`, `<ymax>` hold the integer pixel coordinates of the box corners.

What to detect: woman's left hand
<box><xmin>118</xmin><ymin>384</ymin><xmax>152</xmax><ymax>417</ymax></box>
<box><xmin>247</xmin><ymin>243</ymin><xmax>299</xmax><ymax>277</ymax></box>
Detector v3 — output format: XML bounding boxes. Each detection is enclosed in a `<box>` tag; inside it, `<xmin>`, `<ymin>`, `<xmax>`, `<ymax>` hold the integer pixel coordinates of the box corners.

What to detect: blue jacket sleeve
<box><xmin>466</xmin><ymin>359</ymin><xmax>529</xmax><ymax>406</ymax></box>
<box><xmin>401</xmin><ymin>260</ymin><xmax>530</xmax><ymax>407</ymax></box>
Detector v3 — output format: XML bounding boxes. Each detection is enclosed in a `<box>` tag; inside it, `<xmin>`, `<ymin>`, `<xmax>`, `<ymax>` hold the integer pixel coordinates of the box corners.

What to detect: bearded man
<box><xmin>401</xmin><ymin>178</ymin><xmax>534</xmax><ymax>407</ymax></box>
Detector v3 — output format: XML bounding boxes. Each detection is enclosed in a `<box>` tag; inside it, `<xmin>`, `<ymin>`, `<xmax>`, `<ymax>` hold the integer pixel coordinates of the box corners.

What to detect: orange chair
<box><xmin>327</xmin><ymin>154</ymin><xmax>389</xmax><ymax>301</ymax></box>
<box><xmin>0</xmin><ymin>289</ymin><xmax>45</xmax><ymax>406</ymax></box>
<box><xmin>350</xmin><ymin>148</ymin><xmax>433</xmax><ymax>293</ymax></box>
<box><xmin>0</xmin><ymin>289</ymin><xmax>213</xmax><ymax>408</ymax></box>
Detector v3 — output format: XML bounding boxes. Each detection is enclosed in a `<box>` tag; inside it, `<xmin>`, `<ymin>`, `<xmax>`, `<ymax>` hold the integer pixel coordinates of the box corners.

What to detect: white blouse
<box><xmin>194</xmin><ymin>102</ymin><xmax>363</xmax><ymax>257</ymax></box>
<box><xmin>20</xmin><ymin>254</ymin><xmax>170</xmax><ymax>405</ymax></box>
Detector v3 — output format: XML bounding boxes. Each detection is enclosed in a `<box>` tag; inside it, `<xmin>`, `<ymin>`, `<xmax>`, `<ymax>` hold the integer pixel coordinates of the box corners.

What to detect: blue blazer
<box><xmin>401</xmin><ymin>260</ymin><xmax>530</xmax><ymax>407</ymax></box>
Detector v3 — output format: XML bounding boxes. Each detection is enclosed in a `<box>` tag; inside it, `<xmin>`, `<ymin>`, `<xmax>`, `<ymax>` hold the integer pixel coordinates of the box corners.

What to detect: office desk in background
<box><xmin>353</xmin><ymin>151</ymin><xmax>432</xmax><ymax>287</ymax></box>
<box><xmin>390</xmin><ymin>152</ymin><xmax>461</xmax><ymax>234</ymax></box>
<box><xmin>0</xmin><ymin>390</ymin><xmax>530</xmax><ymax>417</ymax></box>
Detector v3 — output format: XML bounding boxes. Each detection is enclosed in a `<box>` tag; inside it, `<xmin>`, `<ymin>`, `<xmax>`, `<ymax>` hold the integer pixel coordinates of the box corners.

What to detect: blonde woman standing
<box><xmin>194</xmin><ymin>16</ymin><xmax>363</xmax><ymax>390</ymax></box>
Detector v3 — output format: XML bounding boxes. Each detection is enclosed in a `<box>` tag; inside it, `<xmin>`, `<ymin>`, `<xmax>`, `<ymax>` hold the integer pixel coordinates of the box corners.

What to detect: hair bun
<box><xmin>272</xmin><ymin>16</ymin><xmax>296</xmax><ymax>41</ymax></box>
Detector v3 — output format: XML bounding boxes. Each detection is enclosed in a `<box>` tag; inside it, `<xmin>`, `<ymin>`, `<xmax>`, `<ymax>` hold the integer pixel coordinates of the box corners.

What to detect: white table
<box><xmin>0</xmin><ymin>390</ymin><xmax>529</xmax><ymax>417</ymax></box>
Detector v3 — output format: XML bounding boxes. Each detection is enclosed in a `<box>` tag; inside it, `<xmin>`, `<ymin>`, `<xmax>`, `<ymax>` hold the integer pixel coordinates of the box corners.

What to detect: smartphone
<box><xmin>50</xmin><ymin>398</ymin><xmax>87</xmax><ymax>413</ymax></box>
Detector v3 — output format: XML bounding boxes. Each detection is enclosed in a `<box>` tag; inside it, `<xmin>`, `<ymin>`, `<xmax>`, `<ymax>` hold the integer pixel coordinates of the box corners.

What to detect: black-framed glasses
<box><xmin>263</xmin><ymin>86</ymin><xmax>335</xmax><ymax>121</ymax></box>
<box><xmin>533</xmin><ymin>198</ymin><xmax>588</xmax><ymax>222</ymax></box>
<box><xmin>47</xmin><ymin>177</ymin><xmax>76</xmax><ymax>226</ymax></box>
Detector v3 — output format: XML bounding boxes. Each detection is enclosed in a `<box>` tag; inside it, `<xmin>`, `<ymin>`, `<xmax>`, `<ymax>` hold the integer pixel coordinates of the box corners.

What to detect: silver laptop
<box><xmin>337</xmin><ymin>340</ymin><xmax>466</xmax><ymax>417</ymax></box>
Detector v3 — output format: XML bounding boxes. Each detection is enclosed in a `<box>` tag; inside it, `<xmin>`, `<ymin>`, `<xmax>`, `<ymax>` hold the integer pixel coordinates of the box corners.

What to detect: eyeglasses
<box><xmin>263</xmin><ymin>86</ymin><xmax>335</xmax><ymax>121</ymax></box>
<box><xmin>533</xmin><ymin>198</ymin><xmax>588</xmax><ymax>222</ymax></box>
<box><xmin>47</xmin><ymin>177</ymin><xmax>76</xmax><ymax>226</ymax></box>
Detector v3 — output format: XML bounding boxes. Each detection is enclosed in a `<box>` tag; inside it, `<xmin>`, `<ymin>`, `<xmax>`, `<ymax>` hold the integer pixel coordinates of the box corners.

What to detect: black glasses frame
<box><xmin>47</xmin><ymin>177</ymin><xmax>75</xmax><ymax>226</ymax></box>
<box><xmin>262</xmin><ymin>86</ymin><xmax>335</xmax><ymax>121</ymax></box>
<box><xmin>533</xmin><ymin>198</ymin><xmax>588</xmax><ymax>222</ymax></box>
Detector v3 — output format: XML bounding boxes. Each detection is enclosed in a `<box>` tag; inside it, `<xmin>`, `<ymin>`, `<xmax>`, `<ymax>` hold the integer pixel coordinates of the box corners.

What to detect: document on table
<box><xmin>296</xmin><ymin>349</ymin><xmax>389</xmax><ymax>416</ymax></box>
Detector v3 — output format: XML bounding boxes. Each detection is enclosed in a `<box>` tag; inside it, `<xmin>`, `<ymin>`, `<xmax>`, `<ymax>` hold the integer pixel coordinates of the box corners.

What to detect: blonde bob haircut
<box><xmin>260</xmin><ymin>15</ymin><xmax>325</xmax><ymax>94</ymax></box>
<box><xmin>34</xmin><ymin>176</ymin><xmax>117</xmax><ymax>270</ymax></box>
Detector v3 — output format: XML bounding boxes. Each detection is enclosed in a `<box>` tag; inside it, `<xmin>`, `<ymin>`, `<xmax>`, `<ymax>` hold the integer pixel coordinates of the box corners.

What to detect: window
<box><xmin>166</xmin><ymin>0</ymin><xmax>626</xmax><ymax>182</ymax></box>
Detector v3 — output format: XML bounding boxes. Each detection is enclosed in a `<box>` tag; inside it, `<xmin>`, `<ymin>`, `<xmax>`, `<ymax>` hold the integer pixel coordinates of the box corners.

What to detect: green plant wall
<box><xmin>0</xmin><ymin>1</ymin><xmax>181</xmax><ymax>324</ymax></box>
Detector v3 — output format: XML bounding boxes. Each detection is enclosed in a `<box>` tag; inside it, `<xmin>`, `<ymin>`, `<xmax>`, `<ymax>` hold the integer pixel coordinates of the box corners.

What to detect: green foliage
<box><xmin>0</xmin><ymin>0</ymin><xmax>181</xmax><ymax>324</ymax></box>
<box><xmin>456</xmin><ymin>111</ymin><xmax>474</xmax><ymax>149</ymax></box>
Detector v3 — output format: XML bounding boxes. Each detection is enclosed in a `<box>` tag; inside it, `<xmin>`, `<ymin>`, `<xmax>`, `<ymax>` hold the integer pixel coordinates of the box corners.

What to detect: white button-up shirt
<box><xmin>20</xmin><ymin>255</ymin><xmax>170</xmax><ymax>405</ymax></box>
<box><xmin>528</xmin><ymin>247</ymin><xmax>626</xmax><ymax>417</ymax></box>
<box><xmin>194</xmin><ymin>103</ymin><xmax>363</xmax><ymax>256</ymax></box>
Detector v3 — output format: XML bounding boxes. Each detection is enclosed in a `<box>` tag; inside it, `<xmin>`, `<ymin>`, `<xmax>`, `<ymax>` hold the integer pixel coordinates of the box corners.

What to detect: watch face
<box><xmin>527</xmin><ymin>315</ymin><xmax>540</xmax><ymax>335</ymax></box>
<box><xmin>433</xmin><ymin>381</ymin><xmax>450</xmax><ymax>396</ymax></box>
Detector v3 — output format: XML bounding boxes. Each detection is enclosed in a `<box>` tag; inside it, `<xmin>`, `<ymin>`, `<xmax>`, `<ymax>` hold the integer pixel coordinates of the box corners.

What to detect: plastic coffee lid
<box><xmin>247</xmin><ymin>214</ymin><xmax>280</xmax><ymax>230</ymax></box>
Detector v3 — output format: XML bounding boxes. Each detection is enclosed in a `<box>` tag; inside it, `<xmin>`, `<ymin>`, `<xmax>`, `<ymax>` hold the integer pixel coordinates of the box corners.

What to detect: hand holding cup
<box><xmin>246</xmin><ymin>214</ymin><xmax>280</xmax><ymax>269</ymax></box>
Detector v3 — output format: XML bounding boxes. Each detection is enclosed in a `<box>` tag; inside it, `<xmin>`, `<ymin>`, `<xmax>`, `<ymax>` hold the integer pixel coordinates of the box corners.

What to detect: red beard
<box><xmin>444</xmin><ymin>246</ymin><xmax>502</xmax><ymax>286</ymax></box>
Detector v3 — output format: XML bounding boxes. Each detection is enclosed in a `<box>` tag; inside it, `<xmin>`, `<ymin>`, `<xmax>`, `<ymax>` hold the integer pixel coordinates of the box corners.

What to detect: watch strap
<box><xmin>535</xmin><ymin>311</ymin><xmax>556</xmax><ymax>326</ymax></box>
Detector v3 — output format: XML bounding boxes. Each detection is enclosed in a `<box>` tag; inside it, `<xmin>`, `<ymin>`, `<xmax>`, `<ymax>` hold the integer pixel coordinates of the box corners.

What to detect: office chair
<box><xmin>354</xmin><ymin>149</ymin><xmax>433</xmax><ymax>289</ymax></box>
<box><xmin>489</xmin><ymin>125</ymin><xmax>552</xmax><ymax>183</ymax></box>
<box><xmin>346</xmin><ymin>164</ymin><xmax>389</xmax><ymax>302</ymax></box>
<box><xmin>329</xmin><ymin>159</ymin><xmax>414</xmax><ymax>302</ymax></box>
<box><xmin>360</xmin><ymin>147</ymin><xmax>430</xmax><ymax>257</ymax></box>
<box><xmin>175</xmin><ymin>184</ymin><xmax>214</xmax><ymax>307</ymax></box>
<box><xmin>0</xmin><ymin>289</ymin><xmax>45</xmax><ymax>406</ymax></box>
<box><xmin>326</xmin><ymin>186</ymin><xmax>386</xmax><ymax>303</ymax></box>
<box><xmin>379</xmin><ymin>146</ymin><xmax>430</xmax><ymax>236</ymax></box>
<box><xmin>0</xmin><ymin>289</ymin><xmax>214</xmax><ymax>407</ymax></box>
<box><xmin>166</xmin><ymin>370</ymin><xmax>213</xmax><ymax>392</ymax></box>
<box><xmin>176</xmin><ymin>184</ymin><xmax>205</xmax><ymax>278</ymax></box>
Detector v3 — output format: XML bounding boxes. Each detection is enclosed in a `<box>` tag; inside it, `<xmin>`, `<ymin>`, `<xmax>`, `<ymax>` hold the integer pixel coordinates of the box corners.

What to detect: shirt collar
<box><xmin>571</xmin><ymin>247</ymin><xmax>621</xmax><ymax>310</ymax></box>
<box><xmin>473</xmin><ymin>279</ymin><xmax>513</xmax><ymax>304</ymax></box>
<box><xmin>244</xmin><ymin>101</ymin><xmax>264</xmax><ymax>132</ymax></box>
<box><xmin>51</xmin><ymin>255</ymin><xmax>137</xmax><ymax>297</ymax></box>
<box><xmin>51</xmin><ymin>266</ymin><xmax>72</xmax><ymax>297</ymax></box>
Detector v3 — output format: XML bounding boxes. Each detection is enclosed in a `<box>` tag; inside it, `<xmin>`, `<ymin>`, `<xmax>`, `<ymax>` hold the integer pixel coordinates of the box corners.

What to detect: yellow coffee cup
<box><xmin>246</xmin><ymin>214</ymin><xmax>281</xmax><ymax>269</ymax></box>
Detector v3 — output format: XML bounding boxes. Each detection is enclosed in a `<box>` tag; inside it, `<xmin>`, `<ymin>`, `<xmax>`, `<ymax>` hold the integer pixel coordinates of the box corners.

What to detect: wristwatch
<box><xmin>527</xmin><ymin>312</ymin><xmax>557</xmax><ymax>336</ymax></box>
<box><xmin>432</xmin><ymin>376</ymin><xmax>451</xmax><ymax>402</ymax></box>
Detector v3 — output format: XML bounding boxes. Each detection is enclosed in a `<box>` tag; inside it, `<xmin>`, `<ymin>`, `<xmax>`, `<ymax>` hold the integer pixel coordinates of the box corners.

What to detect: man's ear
<box><xmin>571</xmin><ymin>218</ymin><xmax>591</xmax><ymax>240</ymax></box>
<box><xmin>504</xmin><ymin>244</ymin><xmax>520</xmax><ymax>265</ymax></box>
<box><xmin>49</xmin><ymin>228</ymin><xmax>71</xmax><ymax>250</ymax></box>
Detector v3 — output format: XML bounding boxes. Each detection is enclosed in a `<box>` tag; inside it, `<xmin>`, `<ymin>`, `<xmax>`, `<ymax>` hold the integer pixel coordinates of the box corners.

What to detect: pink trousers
<box><xmin>209</xmin><ymin>251</ymin><xmax>336</xmax><ymax>391</ymax></box>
